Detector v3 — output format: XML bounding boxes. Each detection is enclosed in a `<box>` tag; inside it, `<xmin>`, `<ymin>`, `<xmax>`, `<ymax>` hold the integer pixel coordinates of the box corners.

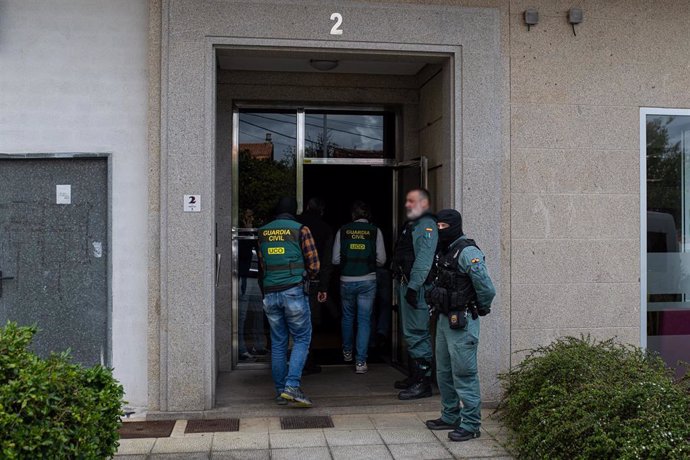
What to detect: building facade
<box><xmin>1</xmin><ymin>0</ymin><xmax>688</xmax><ymax>414</ymax></box>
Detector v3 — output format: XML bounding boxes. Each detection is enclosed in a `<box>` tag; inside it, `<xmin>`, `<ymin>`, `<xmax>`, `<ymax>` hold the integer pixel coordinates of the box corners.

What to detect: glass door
<box><xmin>391</xmin><ymin>157</ymin><xmax>429</xmax><ymax>366</ymax></box>
<box><xmin>231</xmin><ymin>109</ymin><xmax>299</xmax><ymax>367</ymax></box>
<box><xmin>229</xmin><ymin>106</ymin><xmax>404</xmax><ymax>368</ymax></box>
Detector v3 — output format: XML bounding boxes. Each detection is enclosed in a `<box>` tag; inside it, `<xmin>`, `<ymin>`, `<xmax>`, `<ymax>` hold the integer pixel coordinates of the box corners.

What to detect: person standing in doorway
<box><xmin>297</xmin><ymin>197</ymin><xmax>333</xmax><ymax>374</ymax></box>
<box><xmin>424</xmin><ymin>209</ymin><xmax>495</xmax><ymax>441</ymax></box>
<box><xmin>238</xmin><ymin>208</ymin><xmax>268</xmax><ymax>361</ymax></box>
<box><xmin>391</xmin><ymin>188</ymin><xmax>438</xmax><ymax>400</ymax></box>
<box><xmin>257</xmin><ymin>197</ymin><xmax>319</xmax><ymax>407</ymax></box>
<box><xmin>333</xmin><ymin>201</ymin><xmax>386</xmax><ymax>374</ymax></box>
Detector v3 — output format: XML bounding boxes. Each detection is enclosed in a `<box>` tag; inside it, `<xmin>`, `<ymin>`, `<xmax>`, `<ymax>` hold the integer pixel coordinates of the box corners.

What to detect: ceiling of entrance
<box><xmin>216</xmin><ymin>48</ymin><xmax>447</xmax><ymax>75</ymax></box>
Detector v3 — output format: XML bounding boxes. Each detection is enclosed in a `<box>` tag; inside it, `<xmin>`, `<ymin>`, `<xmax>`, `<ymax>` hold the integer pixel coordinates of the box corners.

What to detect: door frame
<box><xmin>201</xmin><ymin>40</ymin><xmax>462</xmax><ymax>411</ymax></box>
<box><xmin>0</xmin><ymin>152</ymin><xmax>112</xmax><ymax>365</ymax></box>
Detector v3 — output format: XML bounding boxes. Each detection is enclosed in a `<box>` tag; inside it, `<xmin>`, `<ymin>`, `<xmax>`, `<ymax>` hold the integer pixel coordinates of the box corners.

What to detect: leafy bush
<box><xmin>498</xmin><ymin>336</ymin><xmax>690</xmax><ymax>459</ymax></box>
<box><xmin>0</xmin><ymin>322</ymin><xmax>125</xmax><ymax>459</ymax></box>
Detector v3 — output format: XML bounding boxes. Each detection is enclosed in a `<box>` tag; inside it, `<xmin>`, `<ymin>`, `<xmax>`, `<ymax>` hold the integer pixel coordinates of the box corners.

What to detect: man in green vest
<box><xmin>332</xmin><ymin>200</ymin><xmax>386</xmax><ymax>374</ymax></box>
<box><xmin>391</xmin><ymin>188</ymin><xmax>438</xmax><ymax>400</ymax></box>
<box><xmin>257</xmin><ymin>197</ymin><xmax>320</xmax><ymax>407</ymax></box>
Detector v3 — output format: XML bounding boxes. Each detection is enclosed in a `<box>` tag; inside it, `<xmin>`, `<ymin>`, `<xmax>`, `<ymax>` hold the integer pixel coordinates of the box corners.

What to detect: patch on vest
<box><xmin>349</xmin><ymin>243</ymin><xmax>366</xmax><ymax>250</ymax></box>
<box><xmin>345</xmin><ymin>229</ymin><xmax>371</xmax><ymax>239</ymax></box>
<box><xmin>261</xmin><ymin>228</ymin><xmax>292</xmax><ymax>241</ymax></box>
<box><xmin>471</xmin><ymin>258</ymin><xmax>480</xmax><ymax>264</ymax></box>
<box><xmin>268</xmin><ymin>247</ymin><xmax>286</xmax><ymax>255</ymax></box>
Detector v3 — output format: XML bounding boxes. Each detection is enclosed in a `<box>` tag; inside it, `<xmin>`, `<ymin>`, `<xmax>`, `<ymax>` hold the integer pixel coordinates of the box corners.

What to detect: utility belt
<box><xmin>425</xmin><ymin>286</ymin><xmax>478</xmax><ymax>330</ymax></box>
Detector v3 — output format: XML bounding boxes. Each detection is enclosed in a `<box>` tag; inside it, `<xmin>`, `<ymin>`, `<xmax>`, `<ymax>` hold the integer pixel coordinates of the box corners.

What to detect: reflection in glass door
<box><xmin>232</xmin><ymin>110</ymin><xmax>298</xmax><ymax>366</ymax></box>
<box><xmin>644</xmin><ymin>110</ymin><xmax>690</xmax><ymax>377</ymax></box>
<box><xmin>229</xmin><ymin>107</ymin><xmax>408</xmax><ymax>369</ymax></box>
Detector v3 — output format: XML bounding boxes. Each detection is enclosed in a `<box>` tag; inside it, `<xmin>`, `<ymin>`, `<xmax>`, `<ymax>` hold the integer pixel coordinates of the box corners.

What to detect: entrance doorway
<box><xmin>213</xmin><ymin>47</ymin><xmax>452</xmax><ymax>409</ymax></box>
<box><xmin>227</xmin><ymin>108</ymin><xmax>428</xmax><ymax>370</ymax></box>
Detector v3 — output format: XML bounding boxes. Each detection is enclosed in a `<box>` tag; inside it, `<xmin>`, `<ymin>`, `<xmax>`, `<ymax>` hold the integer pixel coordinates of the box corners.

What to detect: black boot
<box><xmin>398</xmin><ymin>377</ymin><xmax>432</xmax><ymax>400</ymax></box>
<box><xmin>397</xmin><ymin>359</ymin><xmax>432</xmax><ymax>400</ymax></box>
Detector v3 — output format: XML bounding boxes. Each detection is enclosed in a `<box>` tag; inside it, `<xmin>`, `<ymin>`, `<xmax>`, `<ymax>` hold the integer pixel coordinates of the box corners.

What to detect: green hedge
<box><xmin>0</xmin><ymin>322</ymin><xmax>124</xmax><ymax>459</ymax></box>
<box><xmin>498</xmin><ymin>336</ymin><xmax>690</xmax><ymax>459</ymax></box>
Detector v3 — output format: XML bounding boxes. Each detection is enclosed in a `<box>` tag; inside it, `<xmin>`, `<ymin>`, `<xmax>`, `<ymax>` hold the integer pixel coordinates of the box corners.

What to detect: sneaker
<box><xmin>355</xmin><ymin>362</ymin><xmax>368</xmax><ymax>374</ymax></box>
<box><xmin>448</xmin><ymin>427</ymin><xmax>481</xmax><ymax>442</ymax></box>
<box><xmin>280</xmin><ymin>386</ymin><xmax>313</xmax><ymax>408</ymax></box>
<box><xmin>251</xmin><ymin>347</ymin><xmax>269</xmax><ymax>356</ymax></box>
<box><xmin>343</xmin><ymin>350</ymin><xmax>353</xmax><ymax>362</ymax></box>
<box><xmin>274</xmin><ymin>395</ymin><xmax>288</xmax><ymax>406</ymax></box>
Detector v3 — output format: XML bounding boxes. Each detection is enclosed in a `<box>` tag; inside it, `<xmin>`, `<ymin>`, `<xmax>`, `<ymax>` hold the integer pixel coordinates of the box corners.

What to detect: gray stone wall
<box><xmin>156</xmin><ymin>0</ymin><xmax>506</xmax><ymax>411</ymax></box>
<box><xmin>0</xmin><ymin>0</ymin><xmax>150</xmax><ymax>408</ymax></box>
<box><xmin>509</xmin><ymin>0</ymin><xmax>690</xmax><ymax>357</ymax></box>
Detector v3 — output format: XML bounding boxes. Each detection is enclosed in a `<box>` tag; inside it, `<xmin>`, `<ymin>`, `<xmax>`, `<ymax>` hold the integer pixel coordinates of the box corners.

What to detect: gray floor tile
<box><xmin>116</xmin><ymin>438</ymin><xmax>156</xmax><ymax>455</ymax></box>
<box><xmin>331</xmin><ymin>414</ymin><xmax>375</xmax><ymax>430</ymax></box>
<box><xmin>151</xmin><ymin>435</ymin><xmax>213</xmax><ymax>454</ymax></box>
<box><xmin>378</xmin><ymin>428</ymin><xmax>438</xmax><ymax>444</ymax></box>
<box><xmin>212</xmin><ymin>432</ymin><xmax>270</xmax><ymax>451</ymax></box>
<box><xmin>149</xmin><ymin>454</ymin><xmax>210</xmax><ymax>460</ymax></box>
<box><xmin>388</xmin><ymin>442</ymin><xmax>453</xmax><ymax>460</ymax></box>
<box><xmin>271</xmin><ymin>446</ymin><xmax>332</xmax><ymax>460</ymax></box>
<box><xmin>238</xmin><ymin>417</ymin><xmax>271</xmax><ymax>433</ymax></box>
<box><xmin>211</xmin><ymin>449</ymin><xmax>270</xmax><ymax>460</ymax></box>
<box><xmin>331</xmin><ymin>444</ymin><xmax>393</xmax><ymax>460</ymax></box>
<box><xmin>371</xmin><ymin>413</ymin><xmax>425</xmax><ymax>429</ymax></box>
<box><xmin>325</xmin><ymin>429</ymin><xmax>383</xmax><ymax>446</ymax></box>
<box><xmin>113</xmin><ymin>455</ymin><xmax>147</xmax><ymax>460</ymax></box>
<box><xmin>269</xmin><ymin>431</ymin><xmax>327</xmax><ymax>448</ymax></box>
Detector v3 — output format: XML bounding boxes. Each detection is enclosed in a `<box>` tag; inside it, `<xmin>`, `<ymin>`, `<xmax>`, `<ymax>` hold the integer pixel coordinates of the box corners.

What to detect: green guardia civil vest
<box><xmin>258</xmin><ymin>219</ymin><xmax>305</xmax><ymax>291</ymax></box>
<box><xmin>340</xmin><ymin>221</ymin><xmax>378</xmax><ymax>276</ymax></box>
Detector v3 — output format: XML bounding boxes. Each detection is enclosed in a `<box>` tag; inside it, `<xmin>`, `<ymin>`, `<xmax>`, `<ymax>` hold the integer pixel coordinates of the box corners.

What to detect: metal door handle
<box><xmin>215</xmin><ymin>254</ymin><xmax>222</xmax><ymax>287</ymax></box>
<box><xmin>0</xmin><ymin>270</ymin><xmax>15</xmax><ymax>298</ymax></box>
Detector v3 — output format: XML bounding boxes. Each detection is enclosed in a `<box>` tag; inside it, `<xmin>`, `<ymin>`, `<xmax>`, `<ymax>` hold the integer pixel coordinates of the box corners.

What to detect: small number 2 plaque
<box><xmin>184</xmin><ymin>195</ymin><xmax>201</xmax><ymax>212</ymax></box>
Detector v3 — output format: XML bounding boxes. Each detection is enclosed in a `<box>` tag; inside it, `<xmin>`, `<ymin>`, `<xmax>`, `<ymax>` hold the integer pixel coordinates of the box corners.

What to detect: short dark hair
<box><xmin>306</xmin><ymin>197</ymin><xmax>326</xmax><ymax>214</ymax></box>
<box><xmin>351</xmin><ymin>200</ymin><xmax>371</xmax><ymax>221</ymax></box>
<box><xmin>408</xmin><ymin>188</ymin><xmax>431</xmax><ymax>203</ymax></box>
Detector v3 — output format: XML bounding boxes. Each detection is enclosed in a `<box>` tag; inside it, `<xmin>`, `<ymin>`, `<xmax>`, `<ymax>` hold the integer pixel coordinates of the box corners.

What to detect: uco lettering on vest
<box><xmin>267</xmin><ymin>247</ymin><xmax>286</xmax><ymax>255</ymax></box>
<box><xmin>349</xmin><ymin>243</ymin><xmax>366</xmax><ymax>250</ymax></box>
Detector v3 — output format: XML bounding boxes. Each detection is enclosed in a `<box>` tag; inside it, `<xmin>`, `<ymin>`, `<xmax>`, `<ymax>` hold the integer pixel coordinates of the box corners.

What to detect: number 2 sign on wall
<box><xmin>184</xmin><ymin>195</ymin><xmax>201</xmax><ymax>212</ymax></box>
<box><xmin>330</xmin><ymin>13</ymin><xmax>343</xmax><ymax>35</ymax></box>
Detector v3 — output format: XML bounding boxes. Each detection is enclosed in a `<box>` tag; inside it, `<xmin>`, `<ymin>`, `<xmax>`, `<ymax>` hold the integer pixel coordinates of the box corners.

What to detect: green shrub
<box><xmin>0</xmin><ymin>322</ymin><xmax>125</xmax><ymax>459</ymax></box>
<box><xmin>498</xmin><ymin>336</ymin><xmax>690</xmax><ymax>459</ymax></box>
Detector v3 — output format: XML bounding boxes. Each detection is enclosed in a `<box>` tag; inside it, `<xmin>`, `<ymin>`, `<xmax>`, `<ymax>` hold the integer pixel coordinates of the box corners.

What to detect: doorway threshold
<box><xmin>148</xmin><ymin>364</ymin><xmax>440</xmax><ymax>421</ymax></box>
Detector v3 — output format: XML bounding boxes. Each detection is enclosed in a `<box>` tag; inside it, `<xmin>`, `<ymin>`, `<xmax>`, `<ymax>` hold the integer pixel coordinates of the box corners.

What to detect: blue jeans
<box><xmin>263</xmin><ymin>285</ymin><xmax>312</xmax><ymax>394</ymax></box>
<box><xmin>340</xmin><ymin>279</ymin><xmax>376</xmax><ymax>363</ymax></box>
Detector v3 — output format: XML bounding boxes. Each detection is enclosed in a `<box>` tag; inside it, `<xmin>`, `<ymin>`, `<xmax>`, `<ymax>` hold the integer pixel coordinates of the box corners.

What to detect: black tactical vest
<box><xmin>427</xmin><ymin>238</ymin><xmax>480</xmax><ymax>311</ymax></box>
<box><xmin>391</xmin><ymin>213</ymin><xmax>436</xmax><ymax>280</ymax></box>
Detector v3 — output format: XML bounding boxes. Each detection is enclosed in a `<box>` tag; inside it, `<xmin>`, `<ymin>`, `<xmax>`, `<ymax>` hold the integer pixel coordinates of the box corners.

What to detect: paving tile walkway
<box><xmin>115</xmin><ymin>411</ymin><xmax>514</xmax><ymax>459</ymax></box>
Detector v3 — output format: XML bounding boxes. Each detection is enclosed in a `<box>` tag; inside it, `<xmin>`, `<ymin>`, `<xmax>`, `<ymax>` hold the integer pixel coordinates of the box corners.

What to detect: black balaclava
<box><xmin>436</xmin><ymin>209</ymin><xmax>464</xmax><ymax>248</ymax></box>
<box><xmin>275</xmin><ymin>196</ymin><xmax>297</xmax><ymax>217</ymax></box>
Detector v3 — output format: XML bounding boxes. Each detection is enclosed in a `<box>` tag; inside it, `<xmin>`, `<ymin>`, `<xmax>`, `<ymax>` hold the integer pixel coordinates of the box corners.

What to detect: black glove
<box><xmin>405</xmin><ymin>288</ymin><xmax>418</xmax><ymax>307</ymax></box>
<box><xmin>477</xmin><ymin>305</ymin><xmax>491</xmax><ymax>316</ymax></box>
